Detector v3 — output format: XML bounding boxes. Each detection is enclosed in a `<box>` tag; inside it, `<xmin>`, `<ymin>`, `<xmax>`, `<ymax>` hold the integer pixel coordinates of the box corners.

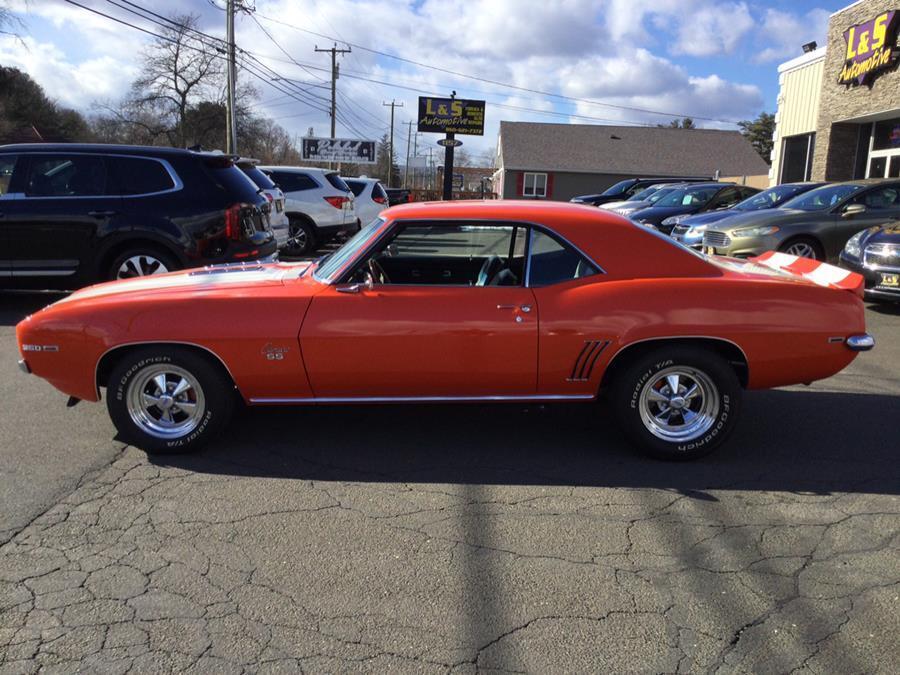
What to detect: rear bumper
<box><xmin>18</xmin><ymin>359</ymin><xmax>30</xmax><ymax>374</ymax></box>
<box><xmin>846</xmin><ymin>334</ymin><xmax>875</xmax><ymax>352</ymax></box>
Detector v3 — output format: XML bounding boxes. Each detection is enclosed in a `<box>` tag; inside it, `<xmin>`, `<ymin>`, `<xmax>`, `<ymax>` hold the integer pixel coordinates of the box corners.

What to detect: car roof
<box><xmin>0</xmin><ymin>143</ymin><xmax>205</xmax><ymax>158</ymax></box>
<box><xmin>258</xmin><ymin>166</ymin><xmax>335</xmax><ymax>174</ymax></box>
<box><xmin>343</xmin><ymin>176</ymin><xmax>380</xmax><ymax>183</ymax></box>
<box><xmin>384</xmin><ymin>199</ymin><xmax>642</xmax><ymax>225</ymax></box>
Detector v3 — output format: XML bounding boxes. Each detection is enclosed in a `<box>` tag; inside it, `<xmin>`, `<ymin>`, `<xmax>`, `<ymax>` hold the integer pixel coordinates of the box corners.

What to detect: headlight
<box><xmin>662</xmin><ymin>215</ymin><xmax>684</xmax><ymax>226</ymax></box>
<box><xmin>844</xmin><ymin>230</ymin><xmax>865</xmax><ymax>258</ymax></box>
<box><xmin>732</xmin><ymin>225</ymin><xmax>780</xmax><ymax>238</ymax></box>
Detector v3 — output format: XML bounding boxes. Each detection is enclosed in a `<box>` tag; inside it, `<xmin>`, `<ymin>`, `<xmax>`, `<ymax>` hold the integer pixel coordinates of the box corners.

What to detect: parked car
<box><xmin>344</xmin><ymin>177</ymin><xmax>389</xmax><ymax>228</ymax></box>
<box><xmin>18</xmin><ymin>201</ymin><xmax>872</xmax><ymax>461</ymax></box>
<box><xmin>384</xmin><ymin>187</ymin><xmax>413</xmax><ymax>206</ymax></box>
<box><xmin>671</xmin><ymin>182</ymin><xmax>825</xmax><ymax>249</ymax></box>
<box><xmin>0</xmin><ymin>144</ymin><xmax>276</xmax><ymax>289</ymax></box>
<box><xmin>840</xmin><ymin>221</ymin><xmax>900</xmax><ymax>302</ymax></box>
<box><xmin>236</xmin><ymin>157</ymin><xmax>289</xmax><ymax>248</ymax></box>
<box><xmin>600</xmin><ymin>183</ymin><xmax>687</xmax><ymax>217</ymax></box>
<box><xmin>703</xmin><ymin>180</ymin><xmax>900</xmax><ymax>260</ymax></box>
<box><xmin>259</xmin><ymin>166</ymin><xmax>355</xmax><ymax>256</ymax></box>
<box><xmin>630</xmin><ymin>183</ymin><xmax>760</xmax><ymax>233</ymax></box>
<box><xmin>571</xmin><ymin>176</ymin><xmax>713</xmax><ymax>207</ymax></box>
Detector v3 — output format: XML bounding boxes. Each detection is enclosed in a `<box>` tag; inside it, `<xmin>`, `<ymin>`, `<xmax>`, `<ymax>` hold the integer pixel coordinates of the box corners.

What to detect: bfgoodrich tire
<box><xmin>106</xmin><ymin>346</ymin><xmax>234</xmax><ymax>454</ymax></box>
<box><xmin>610</xmin><ymin>346</ymin><xmax>742</xmax><ymax>460</ymax></box>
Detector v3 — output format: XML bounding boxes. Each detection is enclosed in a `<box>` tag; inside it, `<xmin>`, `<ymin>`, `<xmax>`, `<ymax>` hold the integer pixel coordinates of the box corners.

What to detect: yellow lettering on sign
<box><xmin>858</xmin><ymin>29</ymin><xmax>870</xmax><ymax>54</ymax></box>
<box><xmin>846</xmin><ymin>25</ymin><xmax>857</xmax><ymax>58</ymax></box>
<box><xmin>437</xmin><ymin>104</ymin><xmax>448</xmax><ymax>115</ymax></box>
<box><xmin>451</xmin><ymin>100</ymin><xmax>463</xmax><ymax>116</ymax></box>
<box><xmin>873</xmin><ymin>13</ymin><xmax>888</xmax><ymax>50</ymax></box>
<box><xmin>425</xmin><ymin>99</ymin><xmax>436</xmax><ymax>115</ymax></box>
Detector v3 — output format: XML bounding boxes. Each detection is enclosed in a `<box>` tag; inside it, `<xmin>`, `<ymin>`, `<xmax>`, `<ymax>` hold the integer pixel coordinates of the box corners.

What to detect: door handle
<box><xmin>87</xmin><ymin>210</ymin><xmax>117</xmax><ymax>218</ymax></box>
<box><xmin>496</xmin><ymin>304</ymin><xmax>517</xmax><ymax>310</ymax></box>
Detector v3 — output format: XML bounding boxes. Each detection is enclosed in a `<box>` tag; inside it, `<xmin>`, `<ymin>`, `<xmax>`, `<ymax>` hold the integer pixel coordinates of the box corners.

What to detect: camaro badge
<box><xmin>21</xmin><ymin>344</ymin><xmax>59</xmax><ymax>352</ymax></box>
<box><xmin>262</xmin><ymin>343</ymin><xmax>289</xmax><ymax>361</ymax></box>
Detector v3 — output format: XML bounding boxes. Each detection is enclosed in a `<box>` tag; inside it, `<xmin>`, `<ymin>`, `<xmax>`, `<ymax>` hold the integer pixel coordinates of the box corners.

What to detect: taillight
<box><xmin>324</xmin><ymin>196</ymin><xmax>349</xmax><ymax>209</ymax></box>
<box><xmin>373</xmin><ymin>196</ymin><xmax>387</xmax><ymax>205</ymax></box>
<box><xmin>225</xmin><ymin>204</ymin><xmax>242</xmax><ymax>240</ymax></box>
<box><xmin>407</xmin><ymin>193</ymin><xmax>415</xmax><ymax>202</ymax></box>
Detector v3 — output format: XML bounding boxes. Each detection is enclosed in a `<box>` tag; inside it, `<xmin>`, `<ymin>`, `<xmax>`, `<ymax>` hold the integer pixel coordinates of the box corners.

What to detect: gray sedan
<box><xmin>702</xmin><ymin>180</ymin><xmax>900</xmax><ymax>261</ymax></box>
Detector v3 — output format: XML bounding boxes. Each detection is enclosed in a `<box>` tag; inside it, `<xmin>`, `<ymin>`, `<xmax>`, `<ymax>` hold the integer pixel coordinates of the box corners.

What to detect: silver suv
<box><xmin>259</xmin><ymin>166</ymin><xmax>356</xmax><ymax>256</ymax></box>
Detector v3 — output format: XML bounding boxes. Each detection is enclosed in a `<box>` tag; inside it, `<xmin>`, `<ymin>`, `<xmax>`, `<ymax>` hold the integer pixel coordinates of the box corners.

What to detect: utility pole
<box><xmin>383</xmin><ymin>99</ymin><xmax>403</xmax><ymax>187</ymax></box>
<box><xmin>442</xmin><ymin>91</ymin><xmax>457</xmax><ymax>200</ymax></box>
<box><xmin>403</xmin><ymin>121</ymin><xmax>414</xmax><ymax>188</ymax></box>
<box><xmin>225</xmin><ymin>0</ymin><xmax>237</xmax><ymax>154</ymax></box>
<box><xmin>315</xmin><ymin>44</ymin><xmax>351</xmax><ymax>140</ymax></box>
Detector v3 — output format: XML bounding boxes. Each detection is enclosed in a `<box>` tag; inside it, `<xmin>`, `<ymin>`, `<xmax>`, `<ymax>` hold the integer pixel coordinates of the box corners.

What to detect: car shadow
<box><xmin>866</xmin><ymin>300</ymin><xmax>900</xmax><ymax>316</ymax></box>
<box><xmin>0</xmin><ymin>291</ymin><xmax>67</xmax><ymax>327</ymax></box>
<box><xmin>149</xmin><ymin>389</ymin><xmax>900</xmax><ymax>496</ymax></box>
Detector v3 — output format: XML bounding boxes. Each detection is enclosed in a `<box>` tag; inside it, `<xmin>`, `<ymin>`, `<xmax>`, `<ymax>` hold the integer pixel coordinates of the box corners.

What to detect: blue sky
<box><xmin>1</xmin><ymin>0</ymin><xmax>850</xmax><ymax>160</ymax></box>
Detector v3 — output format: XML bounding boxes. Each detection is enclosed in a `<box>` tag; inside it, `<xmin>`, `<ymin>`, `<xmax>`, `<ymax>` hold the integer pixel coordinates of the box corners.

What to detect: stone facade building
<box><xmin>772</xmin><ymin>0</ymin><xmax>900</xmax><ymax>184</ymax></box>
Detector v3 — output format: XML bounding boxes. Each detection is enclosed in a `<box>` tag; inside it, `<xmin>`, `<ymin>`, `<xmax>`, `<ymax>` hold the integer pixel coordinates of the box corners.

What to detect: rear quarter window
<box><xmin>109</xmin><ymin>157</ymin><xmax>176</xmax><ymax>195</ymax></box>
<box><xmin>204</xmin><ymin>158</ymin><xmax>262</xmax><ymax>202</ymax></box>
<box><xmin>346</xmin><ymin>180</ymin><xmax>365</xmax><ymax>197</ymax></box>
<box><xmin>325</xmin><ymin>172</ymin><xmax>351</xmax><ymax>192</ymax></box>
<box><xmin>270</xmin><ymin>171</ymin><xmax>319</xmax><ymax>192</ymax></box>
<box><xmin>240</xmin><ymin>165</ymin><xmax>276</xmax><ymax>190</ymax></box>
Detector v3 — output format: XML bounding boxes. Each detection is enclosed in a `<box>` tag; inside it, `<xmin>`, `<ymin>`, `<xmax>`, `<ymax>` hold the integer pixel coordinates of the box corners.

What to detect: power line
<box><xmin>251</xmin><ymin>11</ymin><xmax>740</xmax><ymax>125</ymax></box>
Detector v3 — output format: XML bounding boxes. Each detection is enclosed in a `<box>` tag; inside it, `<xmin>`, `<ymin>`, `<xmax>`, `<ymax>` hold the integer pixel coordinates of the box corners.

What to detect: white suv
<box><xmin>259</xmin><ymin>166</ymin><xmax>356</xmax><ymax>256</ymax></box>
<box><xmin>344</xmin><ymin>177</ymin><xmax>389</xmax><ymax>229</ymax></box>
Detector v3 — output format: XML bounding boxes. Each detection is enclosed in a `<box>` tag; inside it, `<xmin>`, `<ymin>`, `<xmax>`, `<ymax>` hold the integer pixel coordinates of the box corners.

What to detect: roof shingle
<box><xmin>499</xmin><ymin>121</ymin><xmax>770</xmax><ymax>177</ymax></box>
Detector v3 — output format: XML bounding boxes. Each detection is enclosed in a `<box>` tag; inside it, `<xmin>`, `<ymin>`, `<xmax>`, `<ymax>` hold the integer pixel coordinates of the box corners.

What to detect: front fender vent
<box><xmin>568</xmin><ymin>340</ymin><xmax>610</xmax><ymax>382</ymax></box>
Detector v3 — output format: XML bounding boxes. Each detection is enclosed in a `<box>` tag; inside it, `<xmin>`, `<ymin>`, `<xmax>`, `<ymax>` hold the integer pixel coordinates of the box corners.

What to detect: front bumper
<box><xmin>839</xmin><ymin>253</ymin><xmax>900</xmax><ymax>302</ymax></box>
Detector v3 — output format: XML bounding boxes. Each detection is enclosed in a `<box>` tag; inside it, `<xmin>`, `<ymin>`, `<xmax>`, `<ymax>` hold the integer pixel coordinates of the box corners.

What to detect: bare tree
<box><xmin>1</xmin><ymin>1</ymin><xmax>26</xmax><ymax>40</ymax></box>
<box><xmin>128</xmin><ymin>13</ymin><xmax>224</xmax><ymax>147</ymax></box>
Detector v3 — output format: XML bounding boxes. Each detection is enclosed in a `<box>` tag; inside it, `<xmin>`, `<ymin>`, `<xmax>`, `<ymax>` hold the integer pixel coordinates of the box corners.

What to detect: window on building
<box><xmin>780</xmin><ymin>133</ymin><xmax>815</xmax><ymax>183</ymax></box>
<box><xmin>523</xmin><ymin>172</ymin><xmax>547</xmax><ymax>198</ymax></box>
<box><xmin>872</xmin><ymin>117</ymin><xmax>900</xmax><ymax>151</ymax></box>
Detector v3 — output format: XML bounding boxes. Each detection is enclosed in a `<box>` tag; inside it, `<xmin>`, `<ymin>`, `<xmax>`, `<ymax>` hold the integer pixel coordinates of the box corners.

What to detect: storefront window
<box><xmin>780</xmin><ymin>133</ymin><xmax>815</xmax><ymax>183</ymax></box>
<box><xmin>873</xmin><ymin>118</ymin><xmax>900</xmax><ymax>151</ymax></box>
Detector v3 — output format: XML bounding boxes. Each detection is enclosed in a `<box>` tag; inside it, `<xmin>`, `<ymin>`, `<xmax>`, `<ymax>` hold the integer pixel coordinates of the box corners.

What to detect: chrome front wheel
<box><xmin>638</xmin><ymin>367</ymin><xmax>720</xmax><ymax>442</ymax></box>
<box><xmin>117</xmin><ymin>255</ymin><xmax>169</xmax><ymax>279</ymax></box>
<box><xmin>126</xmin><ymin>365</ymin><xmax>206</xmax><ymax>439</ymax></box>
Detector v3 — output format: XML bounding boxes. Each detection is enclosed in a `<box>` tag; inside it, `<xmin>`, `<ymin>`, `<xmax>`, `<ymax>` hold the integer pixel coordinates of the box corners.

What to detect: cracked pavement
<box><xmin>1</xmin><ymin>293</ymin><xmax>899</xmax><ymax>673</ymax></box>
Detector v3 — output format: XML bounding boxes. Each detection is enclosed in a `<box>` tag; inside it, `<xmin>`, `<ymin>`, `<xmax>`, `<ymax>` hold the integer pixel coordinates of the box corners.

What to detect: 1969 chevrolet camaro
<box><xmin>17</xmin><ymin>200</ymin><xmax>874</xmax><ymax>460</ymax></box>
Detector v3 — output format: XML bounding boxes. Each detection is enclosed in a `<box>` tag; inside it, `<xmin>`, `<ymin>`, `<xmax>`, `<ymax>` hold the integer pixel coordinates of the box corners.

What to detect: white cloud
<box><xmin>754</xmin><ymin>8</ymin><xmax>830</xmax><ymax>63</ymax></box>
<box><xmin>669</xmin><ymin>3</ymin><xmax>755</xmax><ymax>57</ymax></box>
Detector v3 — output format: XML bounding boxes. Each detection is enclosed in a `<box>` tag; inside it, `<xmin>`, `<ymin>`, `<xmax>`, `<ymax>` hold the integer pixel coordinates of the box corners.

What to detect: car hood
<box><xmin>863</xmin><ymin>220</ymin><xmax>900</xmax><ymax>245</ymax></box>
<box><xmin>606</xmin><ymin>200</ymin><xmax>652</xmax><ymax>213</ymax></box>
<box><xmin>678</xmin><ymin>210</ymin><xmax>739</xmax><ymax>226</ymax></box>
<box><xmin>705</xmin><ymin>208</ymin><xmax>824</xmax><ymax>232</ymax></box>
<box><xmin>53</xmin><ymin>262</ymin><xmax>314</xmax><ymax>307</ymax></box>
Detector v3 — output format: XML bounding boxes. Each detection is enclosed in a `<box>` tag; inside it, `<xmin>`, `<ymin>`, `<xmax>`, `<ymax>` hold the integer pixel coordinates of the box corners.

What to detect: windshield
<box><xmin>627</xmin><ymin>185</ymin><xmax>661</xmax><ymax>202</ymax></box>
<box><xmin>734</xmin><ymin>184</ymin><xmax>813</xmax><ymax>211</ymax></box>
<box><xmin>646</xmin><ymin>187</ymin><xmax>678</xmax><ymax>204</ymax></box>
<box><xmin>314</xmin><ymin>217</ymin><xmax>385</xmax><ymax>282</ymax></box>
<box><xmin>654</xmin><ymin>185</ymin><xmax>720</xmax><ymax>208</ymax></box>
<box><xmin>780</xmin><ymin>184</ymin><xmax>863</xmax><ymax>211</ymax></box>
<box><xmin>600</xmin><ymin>179</ymin><xmax>635</xmax><ymax>196</ymax></box>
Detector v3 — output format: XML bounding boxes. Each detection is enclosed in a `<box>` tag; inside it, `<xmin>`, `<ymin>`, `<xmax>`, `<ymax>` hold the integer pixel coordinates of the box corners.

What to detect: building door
<box><xmin>866</xmin><ymin>117</ymin><xmax>900</xmax><ymax>178</ymax></box>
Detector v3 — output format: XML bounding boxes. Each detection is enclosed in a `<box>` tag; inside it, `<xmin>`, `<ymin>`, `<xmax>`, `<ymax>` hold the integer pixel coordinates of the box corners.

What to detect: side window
<box><xmin>109</xmin><ymin>157</ymin><xmax>176</xmax><ymax>195</ymax></box>
<box><xmin>25</xmin><ymin>155</ymin><xmax>109</xmax><ymax>197</ymax></box>
<box><xmin>0</xmin><ymin>155</ymin><xmax>17</xmax><ymax>196</ymax></box>
<box><xmin>272</xmin><ymin>172</ymin><xmax>319</xmax><ymax>192</ymax></box>
<box><xmin>528</xmin><ymin>230</ymin><xmax>599</xmax><ymax>287</ymax></box>
<box><xmin>858</xmin><ymin>186</ymin><xmax>900</xmax><ymax>210</ymax></box>
<box><xmin>709</xmin><ymin>187</ymin><xmax>740</xmax><ymax>209</ymax></box>
<box><xmin>346</xmin><ymin>181</ymin><xmax>365</xmax><ymax>197</ymax></box>
<box><xmin>354</xmin><ymin>222</ymin><xmax>525</xmax><ymax>286</ymax></box>
<box><xmin>739</xmin><ymin>187</ymin><xmax>759</xmax><ymax>200</ymax></box>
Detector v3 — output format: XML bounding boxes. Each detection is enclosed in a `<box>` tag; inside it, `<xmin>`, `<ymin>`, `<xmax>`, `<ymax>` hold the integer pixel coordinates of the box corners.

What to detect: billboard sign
<box><xmin>838</xmin><ymin>10</ymin><xmax>899</xmax><ymax>86</ymax></box>
<box><xmin>417</xmin><ymin>97</ymin><xmax>485</xmax><ymax>136</ymax></box>
<box><xmin>301</xmin><ymin>137</ymin><xmax>377</xmax><ymax>163</ymax></box>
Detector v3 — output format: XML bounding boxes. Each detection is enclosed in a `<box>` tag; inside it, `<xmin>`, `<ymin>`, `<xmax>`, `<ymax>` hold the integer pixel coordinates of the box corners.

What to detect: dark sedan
<box><xmin>840</xmin><ymin>221</ymin><xmax>900</xmax><ymax>302</ymax></box>
<box><xmin>629</xmin><ymin>183</ymin><xmax>760</xmax><ymax>233</ymax></box>
<box><xmin>570</xmin><ymin>176</ymin><xmax>710</xmax><ymax>207</ymax></box>
<box><xmin>670</xmin><ymin>182</ymin><xmax>824</xmax><ymax>248</ymax></box>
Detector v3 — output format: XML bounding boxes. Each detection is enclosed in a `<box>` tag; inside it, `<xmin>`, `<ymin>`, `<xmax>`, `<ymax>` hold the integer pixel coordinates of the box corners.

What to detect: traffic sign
<box><xmin>437</xmin><ymin>138</ymin><xmax>463</xmax><ymax>147</ymax></box>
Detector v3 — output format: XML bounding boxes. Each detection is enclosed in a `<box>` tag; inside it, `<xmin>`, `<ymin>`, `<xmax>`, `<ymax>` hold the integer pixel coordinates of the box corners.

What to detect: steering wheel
<box><xmin>476</xmin><ymin>256</ymin><xmax>503</xmax><ymax>286</ymax></box>
<box><xmin>366</xmin><ymin>258</ymin><xmax>390</xmax><ymax>285</ymax></box>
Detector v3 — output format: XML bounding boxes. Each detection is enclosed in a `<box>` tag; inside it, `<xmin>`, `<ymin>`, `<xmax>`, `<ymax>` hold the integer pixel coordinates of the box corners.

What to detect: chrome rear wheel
<box><xmin>638</xmin><ymin>367</ymin><xmax>720</xmax><ymax>442</ymax></box>
<box><xmin>126</xmin><ymin>365</ymin><xmax>206</xmax><ymax>439</ymax></box>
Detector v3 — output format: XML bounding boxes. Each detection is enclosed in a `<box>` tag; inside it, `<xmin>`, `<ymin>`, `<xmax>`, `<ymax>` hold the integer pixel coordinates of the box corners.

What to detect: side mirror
<box><xmin>842</xmin><ymin>204</ymin><xmax>867</xmax><ymax>218</ymax></box>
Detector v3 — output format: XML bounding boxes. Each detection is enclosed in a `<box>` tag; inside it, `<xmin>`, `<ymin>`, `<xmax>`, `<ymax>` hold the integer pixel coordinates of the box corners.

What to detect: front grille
<box><xmin>704</xmin><ymin>231</ymin><xmax>731</xmax><ymax>248</ymax></box>
<box><xmin>864</xmin><ymin>244</ymin><xmax>900</xmax><ymax>271</ymax></box>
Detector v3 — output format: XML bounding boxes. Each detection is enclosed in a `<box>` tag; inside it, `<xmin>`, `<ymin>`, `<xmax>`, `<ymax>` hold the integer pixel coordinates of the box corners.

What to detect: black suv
<box><xmin>571</xmin><ymin>176</ymin><xmax>714</xmax><ymax>206</ymax></box>
<box><xmin>0</xmin><ymin>144</ymin><xmax>276</xmax><ymax>289</ymax></box>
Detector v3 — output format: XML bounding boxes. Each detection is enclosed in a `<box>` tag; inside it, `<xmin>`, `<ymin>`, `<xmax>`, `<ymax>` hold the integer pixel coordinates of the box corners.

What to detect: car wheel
<box><xmin>106</xmin><ymin>346</ymin><xmax>234</xmax><ymax>454</ymax></box>
<box><xmin>610</xmin><ymin>346</ymin><xmax>741</xmax><ymax>460</ymax></box>
<box><xmin>780</xmin><ymin>237</ymin><xmax>823</xmax><ymax>260</ymax></box>
<box><xmin>283</xmin><ymin>218</ymin><xmax>316</xmax><ymax>256</ymax></box>
<box><xmin>109</xmin><ymin>248</ymin><xmax>178</xmax><ymax>281</ymax></box>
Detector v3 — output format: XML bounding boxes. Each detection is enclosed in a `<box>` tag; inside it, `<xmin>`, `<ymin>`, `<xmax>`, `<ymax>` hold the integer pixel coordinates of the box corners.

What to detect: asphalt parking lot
<box><xmin>1</xmin><ymin>288</ymin><xmax>898</xmax><ymax>673</ymax></box>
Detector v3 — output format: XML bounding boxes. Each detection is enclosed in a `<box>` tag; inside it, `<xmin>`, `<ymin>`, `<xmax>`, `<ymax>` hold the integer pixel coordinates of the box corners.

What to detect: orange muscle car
<box><xmin>16</xmin><ymin>201</ymin><xmax>874</xmax><ymax>460</ymax></box>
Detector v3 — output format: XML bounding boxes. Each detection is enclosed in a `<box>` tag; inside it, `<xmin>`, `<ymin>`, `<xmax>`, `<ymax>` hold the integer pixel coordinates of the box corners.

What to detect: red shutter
<box><xmin>545</xmin><ymin>173</ymin><xmax>554</xmax><ymax>199</ymax></box>
<box><xmin>516</xmin><ymin>172</ymin><xmax>524</xmax><ymax>197</ymax></box>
